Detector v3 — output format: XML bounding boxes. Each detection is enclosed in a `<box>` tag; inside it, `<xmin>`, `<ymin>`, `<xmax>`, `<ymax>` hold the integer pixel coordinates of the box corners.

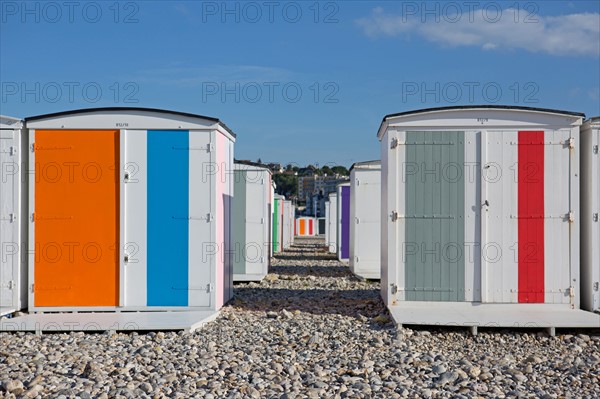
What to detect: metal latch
<box><xmin>568</xmin><ymin>137</ymin><xmax>574</xmax><ymax>149</ymax></box>
<box><xmin>355</xmin><ymin>217</ymin><xmax>360</xmax><ymax>224</ymax></box>
<box><xmin>390</xmin><ymin>138</ymin><xmax>399</xmax><ymax>149</ymax></box>
<box><xmin>207</xmin><ymin>144</ymin><xmax>214</xmax><ymax>152</ymax></box>
<box><xmin>30</xmin><ymin>284</ymin><xmax>35</xmax><ymax>293</ymax></box>
<box><xmin>593</xmin><ymin>282</ymin><xmax>599</xmax><ymax>292</ymax></box>
<box><xmin>390</xmin><ymin>211</ymin><xmax>399</xmax><ymax>222</ymax></box>
<box><xmin>9</xmin><ymin>214</ymin><xmax>15</xmax><ymax>223</ymax></box>
<box><xmin>594</xmin><ymin>213</ymin><xmax>599</xmax><ymax>222</ymax></box>
<box><xmin>31</xmin><ymin>143</ymin><xmax>35</xmax><ymax>152</ymax></box>
<box><xmin>124</xmin><ymin>172</ymin><xmax>130</xmax><ymax>183</ymax></box>
<box><xmin>391</xmin><ymin>283</ymin><xmax>398</xmax><ymax>294</ymax></box>
<box><xmin>594</xmin><ymin>145</ymin><xmax>599</xmax><ymax>154</ymax></box>
<box><xmin>568</xmin><ymin>286</ymin><xmax>575</xmax><ymax>306</ymax></box>
<box><xmin>206</xmin><ymin>283</ymin><xmax>214</xmax><ymax>293</ymax></box>
<box><xmin>123</xmin><ymin>255</ymin><xmax>130</xmax><ymax>264</ymax></box>
<box><xmin>568</xmin><ymin>211</ymin><xmax>574</xmax><ymax>223</ymax></box>
<box><xmin>9</xmin><ymin>146</ymin><xmax>16</xmax><ymax>156</ymax></box>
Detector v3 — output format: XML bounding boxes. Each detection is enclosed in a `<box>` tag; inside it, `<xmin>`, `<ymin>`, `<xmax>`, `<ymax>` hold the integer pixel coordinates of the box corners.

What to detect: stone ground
<box><xmin>1</xmin><ymin>237</ymin><xmax>599</xmax><ymax>398</ymax></box>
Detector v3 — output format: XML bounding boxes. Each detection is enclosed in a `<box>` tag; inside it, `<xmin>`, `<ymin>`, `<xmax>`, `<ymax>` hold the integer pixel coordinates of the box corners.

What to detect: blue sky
<box><xmin>1</xmin><ymin>1</ymin><xmax>599</xmax><ymax>167</ymax></box>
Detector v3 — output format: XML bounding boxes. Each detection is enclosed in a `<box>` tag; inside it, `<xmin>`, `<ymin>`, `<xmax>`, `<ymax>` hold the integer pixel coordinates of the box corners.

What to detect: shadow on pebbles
<box><xmin>1</xmin><ymin>237</ymin><xmax>599</xmax><ymax>398</ymax></box>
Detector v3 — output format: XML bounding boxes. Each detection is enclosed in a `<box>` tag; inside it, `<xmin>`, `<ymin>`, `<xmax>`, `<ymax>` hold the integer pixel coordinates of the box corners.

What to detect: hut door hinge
<box><xmin>568</xmin><ymin>137</ymin><xmax>574</xmax><ymax>149</ymax></box>
<box><xmin>31</xmin><ymin>143</ymin><xmax>35</xmax><ymax>152</ymax></box>
<box><xmin>9</xmin><ymin>146</ymin><xmax>16</xmax><ymax>156</ymax></box>
<box><xmin>568</xmin><ymin>286</ymin><xmax>575</xmax><ymax>306</ymax></box>
<box><xmin>207</xmin><ymin>144</ymin><xmax>214</xmax><ymax>152</ymax></box>
<box><xmin>593</xmin><ymin>282</ymin><xmax>599</xmax><ymax>292</ymax></box>
<box><xmin>206</xmin><ymin>283</ymin><xmax>214</xmax><ymax>293</ymax></box>
<box><xmin>593</xmin><ymin>213</ymin><xmax>599</xmax><ymax>222</ymax></box>
<box><xmin>391</xmin><ymin>283</ymin><xmax>398</xmax><ymax>294</ymax></box>
<box><xmin>390</xmin><ymin>211</ymin><xmax>399</xmax><ymax>222</ymax></box>
<box><xmin>30</xmin><ymin>284</ymin><xmax>34</xmax><ymax>293</ymax></box>
<box><xmin>390</xmin><ymin>138</ymin><xmax>399</xmax><ymax>149</ymax></box>
<box><xmin>568</xmin><ymin>211</ymin><xmax>574</xmax><ymax>223</ymax></box>
<box><xmin>2</xmin><ymin>281</ymin><xmax>14</xmax><ymax>289</ymax></box>
<box><xmin>594</xmin><ymin>145</ymin><xmax>599</xmax><ymax>154</ymax></box>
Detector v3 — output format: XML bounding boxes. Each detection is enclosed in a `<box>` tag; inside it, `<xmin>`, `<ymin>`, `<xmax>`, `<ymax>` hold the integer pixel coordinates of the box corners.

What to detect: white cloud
<box><xmin>356</xmin><ymin>7</ymin><xmax>600</xmax><ymax>57</ymax></box>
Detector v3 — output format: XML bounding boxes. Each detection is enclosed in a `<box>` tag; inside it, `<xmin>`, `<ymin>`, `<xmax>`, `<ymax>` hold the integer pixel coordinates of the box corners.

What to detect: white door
<box><xmin>0</xmin><ymin>130</ymin><xmax>17</xmax><ymax>311</ymax></box>
<box><xmin>121</xmin><ymin>130</ymin><xmax>213</xmax><ymax>308</ymax></box>
<box><xmin>481</xmin><ymin>130</ymin><xmax>573</xmax><ymax>304</ymax></box>
<box><xmin>245</xmin><ymin>173</ymin><xmax>268</xmax><ymax>275</ymax></box>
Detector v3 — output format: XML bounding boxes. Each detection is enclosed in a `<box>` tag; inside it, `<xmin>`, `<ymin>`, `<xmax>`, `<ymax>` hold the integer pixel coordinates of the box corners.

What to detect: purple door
<box><xmin>341</xmin><ymin>186</ymin><xmax>350</xmax><ymax>259</ymax></box>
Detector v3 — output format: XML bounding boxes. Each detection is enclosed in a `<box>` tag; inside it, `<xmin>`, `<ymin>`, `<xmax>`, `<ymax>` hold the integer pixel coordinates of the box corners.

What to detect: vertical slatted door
<box><xmin>355</xmin><ymin>172</ymin><xmax>381</xmax><ymax>272</ymax></box>
<box><xmin>404</xmin><ymin>131</ymin><xmax>465</xmax><ymax>302</ymax></box>
<box><xmin>340</xmin><ymin>187</ymin><xmax>350</xmax><ymax>259</ymax></box>
<box><xmin>0</xmin><ymin>130</ymin><xmax>17</xmax><ymax>310</ymax></box>
<box><xmin>482</xmin><ymin>131</ymin><xmax>519</xmax><ymax>303</ymax></box>
<box><xmin>272</xmin><ymin>199</ymin><xmax>279</xmax><ymax>252</ymax></box>
<box><xmin>34</xmin><ymin>130</ymin><xmax>119</xmax><ymax>307</ymax></box>
<box><xmin>122</xmin><ymin>130</ymin><xmax>212</xmax><ymax>308</ymax></box>
<box><xmin>482</xmin><ymin>130</ymin><xmax>573</xmax><ymax>304</ymax></box>
<box><xmin>245</xmin><ymin>171</ymin><xmax>267</xmax><ymax>274</ymax></box>
<box><xmin>232</xmin><ymin>170</ymin><xmax>247</xmax><ymax>276</ymax></box>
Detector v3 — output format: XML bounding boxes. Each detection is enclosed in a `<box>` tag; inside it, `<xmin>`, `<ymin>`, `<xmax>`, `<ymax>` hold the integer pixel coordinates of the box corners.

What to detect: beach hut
<box><xmin>282</xmin><ymin>199</ymin><xmax>294</xmax><ymax>250</ymax></box>
<box><xmin>326</xmin><ymin>192</ymin><xmax>338</xmax><ymax>253</ymax></box>
<box><xmin>349</xmin><ymin>161</ymin><xmax>381</xmax><ymax>279</ymax></box>
<box><xmin>581</xmin><ymin>117</ymin><xmax>600</xmax><ymax>313</ymax></box>
<box><xmin>377</xmin><ymin>106</ymin><xmax>599</xmax><ymax>333</ymax></box>
<box><xmin>337</xmin><ymin>182</ymin><xmax>351</xmax><ymax>262</ymax></box>
<box><xmin>269</xmin><ymin>181</ymin><xmax>275</xmax><ymax>259</ymax></box>
<box><xmin>0</xmin><ymin>116</ymin><xmax>27</xmax><ymax>316</ymax></box>
<box><xmin>296</xmin><ymin>217</ymin><xmax>316</xmax><ymax>236</ymax></box>
<box><xmin>232</xmin><ymin>164</ymin><xmax>272</xmax><ymax>282</ymax></box>
<box><xmin>2</xmin><ymin>108</ymin><xmax>236</xmax><ymax>332</ymax></box>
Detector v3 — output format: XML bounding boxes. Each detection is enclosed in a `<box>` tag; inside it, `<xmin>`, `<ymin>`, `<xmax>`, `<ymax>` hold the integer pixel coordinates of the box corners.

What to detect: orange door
<box><xmin>34</xmin><ymin>130</ymin><xmax>119</xmax><ymax>307</ymax></box>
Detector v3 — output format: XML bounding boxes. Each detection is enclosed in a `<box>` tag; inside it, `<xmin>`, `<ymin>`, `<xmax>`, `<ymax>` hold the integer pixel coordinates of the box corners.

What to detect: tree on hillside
<box><xmin>273</xmin><ymin>173</ymin><xmax>298</xmax><ymax>197</ymax></box>
<box><xmin>331</xmin><ymin>166</ymin><xmax>349</xmax><ymax>176</ymax></box>
<box><xmin>321</xmin><ymin>165</ymin><xmax>333</xmax><ymax>176</ymax></box>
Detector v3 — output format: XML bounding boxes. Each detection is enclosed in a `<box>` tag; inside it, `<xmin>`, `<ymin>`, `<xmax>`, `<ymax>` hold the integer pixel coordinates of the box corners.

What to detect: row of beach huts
<box><xmin>0</xmin><ymin>106</ymin><xmax>599</xmax><ymax>333</ymax></box>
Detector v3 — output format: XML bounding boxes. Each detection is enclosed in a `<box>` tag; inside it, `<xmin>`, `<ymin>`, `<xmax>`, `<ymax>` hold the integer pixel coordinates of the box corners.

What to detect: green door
<box><xmin>404</xmin><ymin>131</ymin><xmax>465</xmax><ymax>301</ymax></box>
<box><xmin>272</xmin><ymin>199</ymin><xmax>280</xmax><ymax>253</ymax></box>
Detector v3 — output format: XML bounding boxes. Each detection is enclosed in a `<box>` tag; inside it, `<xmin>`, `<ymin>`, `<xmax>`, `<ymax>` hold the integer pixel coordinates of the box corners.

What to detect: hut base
<box><xmin>389</xmin><ymin>302</ymin><xmax>600</xmax><ymax>335</ymax></box>
<box><xmin>0</xmin><ymin>310</ymin><xmax>220</xmax><ymax>333</ymax></box>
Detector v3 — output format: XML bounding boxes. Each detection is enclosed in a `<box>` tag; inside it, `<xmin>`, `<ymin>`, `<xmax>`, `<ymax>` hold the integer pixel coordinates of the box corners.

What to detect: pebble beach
<box><xmin>1</xmin><ymin>237</ymin><xmax>599</xmax><ymax>399</ymax></box>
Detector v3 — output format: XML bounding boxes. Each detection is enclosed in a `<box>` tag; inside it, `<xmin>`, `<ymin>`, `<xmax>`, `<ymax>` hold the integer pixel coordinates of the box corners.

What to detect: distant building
<box><xmin>265</xmin><ymin>163</ymin><xmax>283</xmax><ymax>173</ymax></box>
<box><xmin>299</xmin><ymin>175</ymin><xmax>348</xmax><ymax>215</ymax></box>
